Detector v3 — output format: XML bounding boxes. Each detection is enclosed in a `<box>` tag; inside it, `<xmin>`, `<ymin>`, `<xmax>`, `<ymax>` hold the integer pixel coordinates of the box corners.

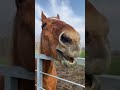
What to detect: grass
<box><xmin>80</xmin><ymin>50</ymin><xmax>85</xmax><ymax>58</ymax></box>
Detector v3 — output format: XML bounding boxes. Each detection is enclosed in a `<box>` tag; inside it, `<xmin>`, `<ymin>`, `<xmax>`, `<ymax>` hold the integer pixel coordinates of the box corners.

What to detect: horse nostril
<box><xmin>59</xmin><ymin>33</ymin><xmax>72</xmax><ymax>45</ymax></box>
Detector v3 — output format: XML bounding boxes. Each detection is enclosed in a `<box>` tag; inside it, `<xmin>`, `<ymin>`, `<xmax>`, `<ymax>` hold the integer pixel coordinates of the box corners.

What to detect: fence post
<box><xmin>36</xmin><ymin>56</ymin><xmax>43</xmax><ymax>90</ymax></box>
<box><xmin>4</xmin><ymin>76</ymin><xmax>18</xmax><ymax>90</ymax></box>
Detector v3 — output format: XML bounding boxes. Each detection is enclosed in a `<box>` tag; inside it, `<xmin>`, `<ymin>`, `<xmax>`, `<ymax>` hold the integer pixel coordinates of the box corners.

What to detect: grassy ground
<box><xmin>80</xmin><ymin>50</ymin><xmax>85</xmax><ymax>58</ymax></box>
<box><xmin>55</xmin><ymin>62</ymin><xmax>85</xmax><ymax>90</ymax></box>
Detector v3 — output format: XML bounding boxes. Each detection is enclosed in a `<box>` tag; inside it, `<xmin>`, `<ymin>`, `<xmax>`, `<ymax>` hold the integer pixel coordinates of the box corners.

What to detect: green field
<box><xmin>80</xmin><ymin>50</ymin><xmax>85</xmax><ymax>58</ymax></box>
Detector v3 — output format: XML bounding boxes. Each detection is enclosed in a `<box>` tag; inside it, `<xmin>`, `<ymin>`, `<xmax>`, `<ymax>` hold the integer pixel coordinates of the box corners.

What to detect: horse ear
<box><xmin>15</xmin><ymin>0</ymin><xmax>25</xmax><ymax>8</ymax></box>
<box><xmin>57</xmin><ymin>14</ymin><xmax>60</xmax><ymax>20</ymax></box>
<box><xmin>41</xmin><ymin>11</ymin><xmax>47</xmax><ymax>22</ymax></box>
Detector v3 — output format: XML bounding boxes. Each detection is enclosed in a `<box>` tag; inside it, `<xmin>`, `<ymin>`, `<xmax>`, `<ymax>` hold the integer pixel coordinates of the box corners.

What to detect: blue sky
<box><xmin>36</xmin><ymin>0</ymin><xmax>85</xmax><ymax>16</ymax></box>
<box><xmin>35</xmin><ymin>0</ymin><xmax>85</xmax><ymax>47</ymax></box>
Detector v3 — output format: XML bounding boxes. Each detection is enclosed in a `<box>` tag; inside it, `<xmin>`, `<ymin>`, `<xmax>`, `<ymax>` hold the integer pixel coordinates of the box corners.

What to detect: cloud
<box><xmin>35</xmin><ymin>0</ymin><xmax>85</xmax><ymax>47</ymax></box>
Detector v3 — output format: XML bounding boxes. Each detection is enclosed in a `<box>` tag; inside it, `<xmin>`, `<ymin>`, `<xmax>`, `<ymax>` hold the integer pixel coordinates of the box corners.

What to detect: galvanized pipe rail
<box><xmin>35</xmin><ymin>54</ymin><xmax>85</xmax><ymax>90</ymax></box>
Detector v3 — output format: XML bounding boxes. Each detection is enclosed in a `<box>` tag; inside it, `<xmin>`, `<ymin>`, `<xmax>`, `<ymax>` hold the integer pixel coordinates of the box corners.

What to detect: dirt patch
<box><xmin>55</xmin><ymin>62</ymin><xmax>85</xmax><ymax>90</ymax></box>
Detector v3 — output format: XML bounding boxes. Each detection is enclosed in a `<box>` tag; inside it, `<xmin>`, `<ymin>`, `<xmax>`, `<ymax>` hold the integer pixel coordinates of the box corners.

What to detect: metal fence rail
<box><xmin>35</xmin><ymin>54</ymin><xmax>85</xmax><ymax>90</ymax></box>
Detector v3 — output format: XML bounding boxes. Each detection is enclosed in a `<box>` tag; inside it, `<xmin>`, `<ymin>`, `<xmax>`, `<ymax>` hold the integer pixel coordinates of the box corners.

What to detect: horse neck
<box><xmin>42</xmin><ymin>60</ymin><xmax>57</xmax><ymax>90</ymax></box>
<box><xmin>40</xmin><ymin>32</ymin><xmax>57</xmax><ymax>75</ymax></box>
<box><xmin>43</xmin><ymin>60</ymin><xmax>57</xmax><ymax>75</ymax></box>
<box><xmin>40</xmin><ymin>46</ymin><xmax>55</xmax><ymax>74</ymax></box>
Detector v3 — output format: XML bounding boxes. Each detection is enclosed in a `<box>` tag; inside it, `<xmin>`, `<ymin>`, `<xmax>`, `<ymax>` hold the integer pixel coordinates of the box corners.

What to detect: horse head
<box><xmin>40</xmin><ymin>12</ymin><xmax>81</xmax><ymax>67</ymax></box>
<box><xmin>15</xmin><ymin>0</ymin><xmax>34</xmax><ymax>32</ymax></box>
<box><xmin>85</xmin><ymin>0</ymin><xmax>111</xmax><ymax>89</ymax></box>
<box><xmin>86</xmin><ymin>0</ymin><xmax>111</xmax><ymax>75</ymax></box>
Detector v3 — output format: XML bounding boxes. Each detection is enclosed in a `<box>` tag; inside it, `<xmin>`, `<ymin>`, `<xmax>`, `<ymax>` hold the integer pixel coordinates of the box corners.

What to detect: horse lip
<box><xmin>62</xmin><ymin>59</ymin><xmax>77</xmax><ymax>67</ymax></box>
<box><xmin>56</xmin><ymin>49</ymin><xmax>63</xmax><ymax>56</ymax></box>
<box><xmin>56</xmin><ymin>49</ymin><xmax>74</xmax><ymax>63</ymax></box>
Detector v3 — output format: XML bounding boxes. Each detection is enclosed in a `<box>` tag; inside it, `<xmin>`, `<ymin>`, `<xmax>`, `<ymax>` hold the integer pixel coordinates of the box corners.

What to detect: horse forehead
<box><xmin>48</xmin><ymin>18</ymin><xmax>80</xmax><ymax>38</ymax></box>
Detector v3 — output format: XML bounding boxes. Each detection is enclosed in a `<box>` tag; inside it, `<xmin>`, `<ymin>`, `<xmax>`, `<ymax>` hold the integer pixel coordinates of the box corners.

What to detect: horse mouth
<box><xmin>56</xmin><ymin>49</ymin><xmax>77</xmax><ymax>67</ymax></box>
<box><xmin>56</xmin><ymin>49</ymin><xmax>74</xmax><ymax>63</ymax></box>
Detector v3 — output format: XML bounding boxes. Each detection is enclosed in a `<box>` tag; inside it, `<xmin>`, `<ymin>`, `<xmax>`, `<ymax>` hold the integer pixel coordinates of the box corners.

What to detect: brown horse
<box><xmin>0</xmin><ymin>0</ymin><xmax>35</xmax><ymax>90</ymax></box>
<box><xmin>85</xmin><ymin>0</ymin><xmax>111</xmax><ymax>90</ymax></box>
<box><xmin>13</xmin><ymin>0</ymin><xmax>35</xmax><ymax>90</ymax></box>
<box><xmin>40</xmin><ymin>12</ymin><xmax>81</xmax><ymax>90</ymax></box>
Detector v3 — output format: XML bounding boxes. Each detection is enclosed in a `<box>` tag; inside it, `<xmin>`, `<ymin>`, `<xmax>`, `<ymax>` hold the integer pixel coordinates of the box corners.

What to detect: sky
<box><xmin>35</xmin><ymin>0</ymin><xmax>85</xmax><ymax>47</ymax></box>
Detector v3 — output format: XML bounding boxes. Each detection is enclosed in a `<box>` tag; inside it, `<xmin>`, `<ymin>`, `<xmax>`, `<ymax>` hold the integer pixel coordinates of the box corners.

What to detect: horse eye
<box><xmin>61</xmin><ymin>34</ymin><xmax>72</xmax><ymax>44</ymax></box>
<box><xmin>41</xmin><ymin>23</ymin><xmax>47</xmax><ymax>29</ymax></box>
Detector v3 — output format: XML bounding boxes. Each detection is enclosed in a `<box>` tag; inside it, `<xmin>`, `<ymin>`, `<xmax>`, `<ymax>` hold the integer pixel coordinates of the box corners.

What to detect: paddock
<box><xmin>35</xmin><ymin>54</ymin><xmax>85</xmax><ymax>90</ymax></box>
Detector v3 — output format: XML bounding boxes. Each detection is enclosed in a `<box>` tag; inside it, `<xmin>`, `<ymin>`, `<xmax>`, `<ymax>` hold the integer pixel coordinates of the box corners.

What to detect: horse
<box><xmin>0</xmin><ymin>0</ymin><xmax>35</xmax><ymax>90</ymax></box>
<box><xmin>13</xmin><ymin>0</ymin><xmax>35</xmax><ymax>90</ymax></box>
<box><xmin>85</xmin><ymin>0</ymin><xmax>111</xmax><ymax>90</ymax></box>
<box><xmin>40</xmin><ymin>12</ymin><xmax>81</xmax><ymax>90</ymax></box>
